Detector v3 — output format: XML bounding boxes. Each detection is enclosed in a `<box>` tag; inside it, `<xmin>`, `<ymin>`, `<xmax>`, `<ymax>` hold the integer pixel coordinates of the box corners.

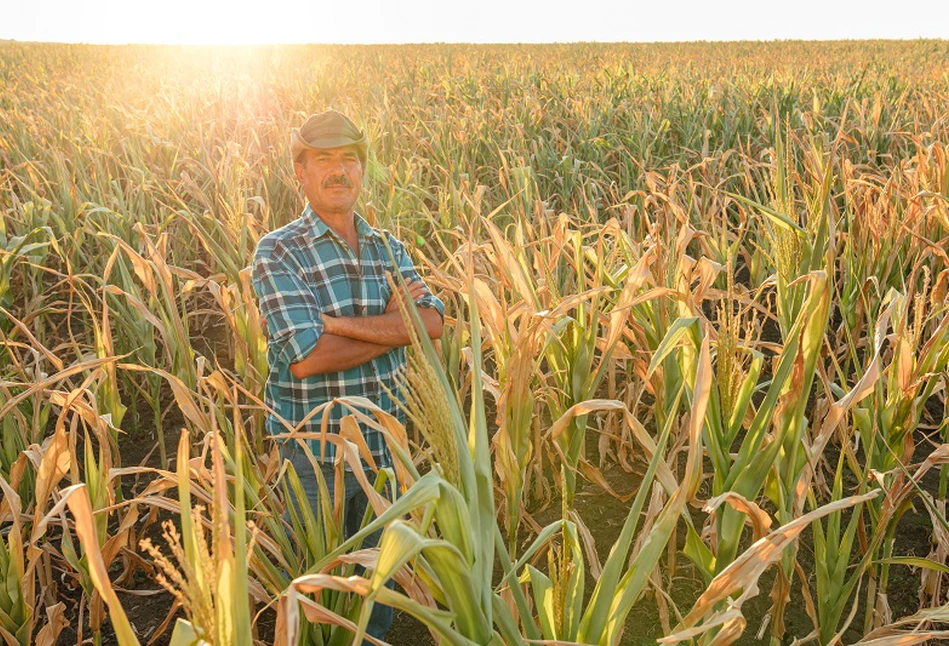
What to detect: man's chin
<box><xmin>312</xmin><ymin>200</ymin><xmax>358</xmax><ymax>216</ymax></box>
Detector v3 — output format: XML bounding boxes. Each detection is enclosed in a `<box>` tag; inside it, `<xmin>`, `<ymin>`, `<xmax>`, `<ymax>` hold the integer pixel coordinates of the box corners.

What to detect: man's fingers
<box><xmin>408</xmin><ymin>279</ymin><xmax>428</xmax><ymax>294</ymax></box>
<box><xmin>385</xmin><ymin>278</ymin><xmax>429</xmax><ymax>313</ymax></box>
<box><xmin>397</xmin><ymin>279</ymin><xmax>425</xmax><ymax>298</ymax></box>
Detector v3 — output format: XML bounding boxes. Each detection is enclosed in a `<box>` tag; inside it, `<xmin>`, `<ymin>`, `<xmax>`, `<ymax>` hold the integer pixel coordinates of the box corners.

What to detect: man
<box><xmin>251</xmin><ymin>110</ymin><xmax>444</xmax><ymax>640</ymax></box>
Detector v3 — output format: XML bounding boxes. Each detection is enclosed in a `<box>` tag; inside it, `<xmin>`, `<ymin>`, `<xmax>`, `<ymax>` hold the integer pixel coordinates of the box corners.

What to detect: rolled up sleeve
<box><xmin>252</xmin><ymin>243</ymin><xmax>324</xmax><ymax>367</ymax></box>
<box><xmin>387</xmin><ymin>233</ymin><xmax>446</xmax><ymax>319</ymax></box>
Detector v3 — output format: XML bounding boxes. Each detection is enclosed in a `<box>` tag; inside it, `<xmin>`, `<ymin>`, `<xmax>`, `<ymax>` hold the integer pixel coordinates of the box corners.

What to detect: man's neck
<box><xmin>311</xmin><ymin>206</ymin><xmax>359</xmax><ymax>254</ymax></box>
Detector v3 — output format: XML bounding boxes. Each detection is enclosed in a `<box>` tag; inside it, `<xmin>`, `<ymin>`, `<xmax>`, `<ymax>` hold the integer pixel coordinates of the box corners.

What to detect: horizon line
<box><xmin>2</xmin><ymin>36</ymin><xmax>947</xmax><ymax>47</ymax></box>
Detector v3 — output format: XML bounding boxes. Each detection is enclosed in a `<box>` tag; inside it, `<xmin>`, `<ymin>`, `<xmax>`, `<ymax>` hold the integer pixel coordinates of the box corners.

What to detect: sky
<box><xmin>3</xmin><ymin>0</ymin><xmax>949</xmax><ymax>45</ymax></box>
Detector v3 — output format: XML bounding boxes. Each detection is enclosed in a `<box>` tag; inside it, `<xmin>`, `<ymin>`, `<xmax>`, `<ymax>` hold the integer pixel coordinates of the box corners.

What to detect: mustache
<box><xmin>323</xmin><ymin>175</ymin><xmax>354</xmax><ymax>188</ymax></box>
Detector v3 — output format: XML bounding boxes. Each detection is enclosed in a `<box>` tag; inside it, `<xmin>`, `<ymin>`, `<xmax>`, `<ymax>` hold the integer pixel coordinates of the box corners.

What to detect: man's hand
<box><xmin>385</xmin><ymin>274</ymin><xmax>429</xmax><ymax>313</ymax></box>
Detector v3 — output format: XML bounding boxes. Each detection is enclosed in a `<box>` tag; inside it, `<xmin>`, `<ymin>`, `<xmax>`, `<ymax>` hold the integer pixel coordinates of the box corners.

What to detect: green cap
<box><xmin>290</xmin><ymin>110</ymin><xmax>368</xmax><ymax>166</ymax></box>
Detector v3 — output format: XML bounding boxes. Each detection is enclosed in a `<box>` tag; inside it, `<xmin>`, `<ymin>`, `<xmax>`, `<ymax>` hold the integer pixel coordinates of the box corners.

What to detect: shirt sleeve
<box><xmin>386</xmin><ymin>233</ymin><xmax>446</xmax><ymax>319</ymax></box>
<box><xmin>252</xmin><ymin>240</ymin><xmax>324</xmax><ymax>367</ymax></box>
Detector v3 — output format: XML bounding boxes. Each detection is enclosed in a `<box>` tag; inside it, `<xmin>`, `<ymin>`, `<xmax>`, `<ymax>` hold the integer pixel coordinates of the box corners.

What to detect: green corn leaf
<box><xmin>875</xmin><ymin>557</ymin><xmax>949</xmax><ymax>574</ymax></box>
<box><xmin>168</xmin><ymin>618</ymin><xmax>199</xmax><ymax>646</ymax></box>
<box><xmin>525</xmin><ymin>565</ymin><xmax>555</xmax><ymax>638</ymax></box>
<box><xmin>684</xmin><ymin>523</ymin><xmax>716</xmax><ymax>583</ymax></box>
<box><xmin>647</xmin><ymin>316</ymin><xmax>699</xmax><ymax>379</ymax></box>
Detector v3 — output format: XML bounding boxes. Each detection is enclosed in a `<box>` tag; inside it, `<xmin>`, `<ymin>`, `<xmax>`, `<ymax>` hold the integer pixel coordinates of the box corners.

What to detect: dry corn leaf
<box><xmin>704</xmin><ymin>492</ymin><xmax>773</xmax><ymax>542</ymax></box>
<box><xmin>33</xmin><ymin>602</ymin><xmax>68</xmax><ymax>646</ymax></box>
<box><xmin>62</xmin><ymin>483</ymin><xmax>141</xmax><ymax>645</ymax></box>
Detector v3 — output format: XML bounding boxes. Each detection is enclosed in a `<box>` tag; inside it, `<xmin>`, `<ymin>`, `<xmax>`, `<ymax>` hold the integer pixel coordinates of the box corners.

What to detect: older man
<box><xmin>252</xmin><ymin>110</ymin><xmax>444</xmax><ymax>639</ymax></box>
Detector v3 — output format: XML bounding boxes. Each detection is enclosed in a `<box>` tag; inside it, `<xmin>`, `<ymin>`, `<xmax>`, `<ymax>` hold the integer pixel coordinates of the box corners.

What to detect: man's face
<box><xmin>294</xmin><ymin>145</ymin><xmax>364</xmax><ymax>218</ymax></box>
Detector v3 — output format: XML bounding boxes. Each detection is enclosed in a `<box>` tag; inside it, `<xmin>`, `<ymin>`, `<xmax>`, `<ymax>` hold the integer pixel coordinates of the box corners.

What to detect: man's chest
<box><xmin>296</xmin><ymin>238</ymin><xmax>392</xmax><ymax>317</ymax></box>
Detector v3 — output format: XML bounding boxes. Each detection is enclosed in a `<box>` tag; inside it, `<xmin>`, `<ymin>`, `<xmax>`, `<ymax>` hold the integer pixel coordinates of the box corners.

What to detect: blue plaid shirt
<box><xmin>252</xmin><ymin>205</ymin><xmax>445</xmax><ymax>467</ymax></box>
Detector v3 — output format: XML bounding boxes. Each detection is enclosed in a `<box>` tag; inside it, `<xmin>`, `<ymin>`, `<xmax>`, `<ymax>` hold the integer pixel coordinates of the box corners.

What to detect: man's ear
<box><xmin>293</xmin><ymin>159</ymin><xmax>305</xmax><ymax>183</ymax></box>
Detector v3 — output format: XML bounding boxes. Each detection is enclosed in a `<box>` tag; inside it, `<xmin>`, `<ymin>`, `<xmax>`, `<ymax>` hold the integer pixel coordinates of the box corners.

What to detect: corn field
<box><xmin>2</xmin><ymin>40</ymin><xmax>949</xmax><ymax>645</ymax></box>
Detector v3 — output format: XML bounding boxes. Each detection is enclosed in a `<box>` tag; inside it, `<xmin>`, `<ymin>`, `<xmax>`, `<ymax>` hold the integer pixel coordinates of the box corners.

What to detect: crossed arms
<box><xmin>252</xmin><ymin>232</ymin><xmax>444</xmax><ymax>381</ymax></box>
<box><xmin>288</xmin><ymin>279</ymin><xmax>443</xmax><ymax>379</ymax></box>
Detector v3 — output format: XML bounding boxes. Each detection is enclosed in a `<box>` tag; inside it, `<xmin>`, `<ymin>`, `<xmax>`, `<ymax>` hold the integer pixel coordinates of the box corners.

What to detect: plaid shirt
<box><xmin>252</xmin><ymin>205</ymin><xmax>445</xmax><ymax>467</ymax></box>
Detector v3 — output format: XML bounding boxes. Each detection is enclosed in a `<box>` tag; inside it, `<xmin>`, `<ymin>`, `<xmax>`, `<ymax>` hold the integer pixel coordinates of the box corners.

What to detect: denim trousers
<box><xmin>281</xmin><ymin>443</ymin><xmax>394</xmax><ymax>643</ymax></box>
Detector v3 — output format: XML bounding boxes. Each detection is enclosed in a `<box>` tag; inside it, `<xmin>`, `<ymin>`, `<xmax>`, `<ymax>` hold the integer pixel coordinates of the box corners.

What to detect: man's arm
<box><xmin>290</xmin><ymin>287</ymin><xmax>440</xmax><ymax>377</ymax></box>
<box><xmin>289</xmin><ymin>334</ymin><xmax>394</xmax><ymax>379</ymax></box>
<box><xmin>322</xmin><ymin>307</ymin><xmax>444</xmax><ymax>347</ymax></box>
<box><xmin>290</xmin><ymin>279</ymin><xmax>442</xmax><ymax>378</ymax></box>
<box><xmin>253</xmin><ymin>241</ymin><xmax>329</xmax><ymax>371</ymax></box>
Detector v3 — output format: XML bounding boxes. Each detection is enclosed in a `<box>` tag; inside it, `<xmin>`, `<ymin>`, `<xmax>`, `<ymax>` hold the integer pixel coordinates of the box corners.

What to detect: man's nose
<box><xmin>328</xmin><ymin>157</ymin><xmax>348</xmax><ymax>172</ymax></box>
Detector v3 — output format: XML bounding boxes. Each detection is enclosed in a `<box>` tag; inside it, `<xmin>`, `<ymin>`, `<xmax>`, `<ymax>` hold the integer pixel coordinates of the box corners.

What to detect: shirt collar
<box><xmin>301</xmin><ymin>204</ymin><xmax>381</xmax><ymax>240</ymax></box>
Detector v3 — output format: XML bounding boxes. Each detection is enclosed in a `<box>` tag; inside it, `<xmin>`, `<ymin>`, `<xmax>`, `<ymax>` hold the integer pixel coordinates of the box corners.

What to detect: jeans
<box><xmin>281</xmin><ymin>443</ymin><xmax>394</xmax><ymax>643</ymax></box>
